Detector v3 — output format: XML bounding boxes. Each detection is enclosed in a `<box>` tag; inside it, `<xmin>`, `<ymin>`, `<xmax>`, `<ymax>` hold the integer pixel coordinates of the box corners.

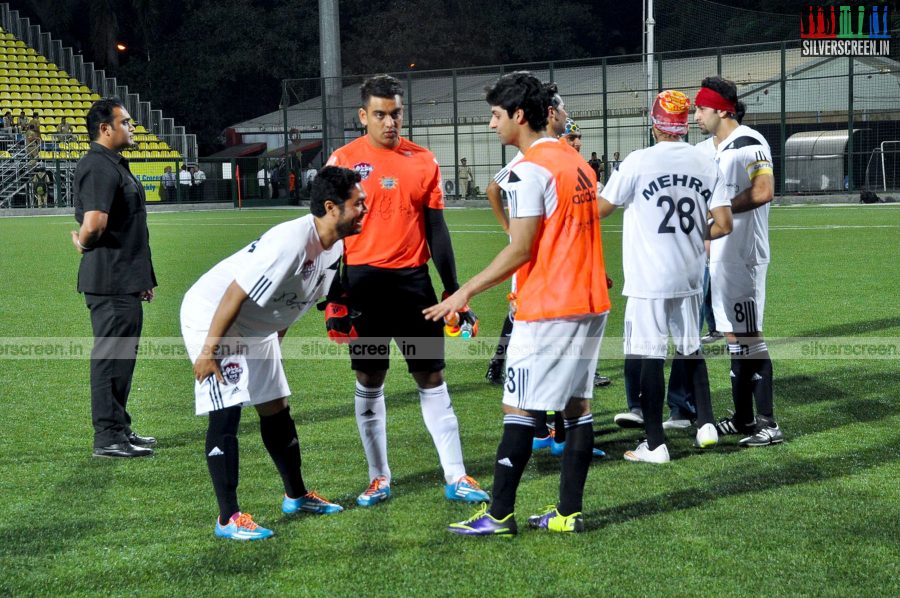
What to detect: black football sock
<box><xmin>639</xmin><ymin>358</ymin><xmax>666</xmax><ymax>451</ymax></box>
<box><xmin>488</xmin><ymin>413</ymin><xmax>535</xmax><ymax>520</ymax></box>
<box><xmin>749</xmin><ymin>342</ymin><xmax>774</xmax><ymax>421</ymax></box>
<box><xmin>553</xmin><ymin>411</ymin><xmax>566</xmax><ymax>444</ymax></box>
<box><xmin>533</xmin><ymin>411</ymin><xmax>550</xmax><ymax>438</ymax></box>
<box><xmin>624</xmin><ymin>355</ymin><xmax>642</xmax><ymax>411</ymax></box>
<box><xmin>682</xmin><ymin>351</ymin><xmax>714</xmax><ymax>426</ymax></box>
<box><xmin>729</xmin><ymin>344</ymin><xmax>755</xmax><ymax>427</ymax></box>
<box><xmin>491</xmin><ymin>314</ymin><xmax>515</xmax><ymax>362</ymax></box>
<box><xmin>206</xmin><ymin>406</ymin><xmax>242</xmax><ymax>523</ymax></box>
<box><xmin>558</xmin><ymin>414</ymin><xmax>594</xmax><ymax>516</ymax></box>
<box><xmin>259</xmin><ymin>406</ymin><xmax>306</xmax><ymax>499</ymax></box>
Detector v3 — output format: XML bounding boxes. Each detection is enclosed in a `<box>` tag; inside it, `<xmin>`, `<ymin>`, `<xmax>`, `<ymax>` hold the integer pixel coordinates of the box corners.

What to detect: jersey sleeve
<box><xmin>425</xmin><ymin>156</ymin><xmax>444</xmax><ymax>209</ymax></box>
<box><xmin>600</xmin><ymin>155</ymin><xmax>634</xmax><ymax>207</ymax></box>
<box><xmin>744</xmin><ymin>145</ymin><xmax>774</xmax><ymax>180</ymax></box>
<box><xmin>504</xmin><ymin>161</ymin><xmax>552</xmax><ymax>218</ymax></box>
<box><xmin>707</xmin><ymin>165</ymin><xmax>732</xmax><ymax>211</ymax></box>
<box><xmin>234</xmin><ymin>233</ymin><xmax>301</xmax><ymax>307</ymax></box>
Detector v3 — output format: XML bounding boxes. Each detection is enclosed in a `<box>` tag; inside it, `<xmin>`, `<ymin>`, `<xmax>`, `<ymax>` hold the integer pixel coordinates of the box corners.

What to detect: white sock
<box><xmin>355</xmin><ymin>382</ymin><xmax>390</xmax><ymax>484</ymax></box>
<box><xmin>418</xmin><ymin>383</ymin><xmax>465</xmax><ymax>484</ymax></box>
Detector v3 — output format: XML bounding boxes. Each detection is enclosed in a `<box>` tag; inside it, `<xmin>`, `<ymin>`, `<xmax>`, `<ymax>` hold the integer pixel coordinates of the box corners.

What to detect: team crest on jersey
<box><xmin>380</xmin><ymin>176</ymin><xmax>398</xmax><ymax>190</ymax></box>
<box><xmin>300</xmin><ymin>259</ymin><xmax>315</xmax><ymax>279</ymax></box>
<box><xmin>222</xmin><ymin>361</ymin><xmax>244</xmax><ymax>385</ymax></box>
<box><xmin>353</xmin><ymin>162</ymin><xmax>374</xmax><ymax>180</ymax></box>
<box><xmin>402</xmin><ymin>150</ymin><xmax>413</xmax><ymax>157</ymax></box>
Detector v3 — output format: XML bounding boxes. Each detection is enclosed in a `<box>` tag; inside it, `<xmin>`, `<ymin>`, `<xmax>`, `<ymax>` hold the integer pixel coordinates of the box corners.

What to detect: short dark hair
<box><xmin>310</xmin><ymin>166</ymin><xmax>362</xmax><ymax>217</ymax></box>
<box><xmin>360</xmin><ymin>75</ymin><xmax>403</xmax><ymax>107</ymax></box>
<box><xmin>86</xmin><ymin>97</ymin><xmax>125</xmax><ymax>141</ymax></box>
<box><xmin>485</xmin><ymin>71</ymin><xmax>548</xmax><ymax>133</ymax></box>
<box><xmin>542</xmin><ymin>82</ymin><xmax>562</xmax><ymax>109</ymax></box>
<box><xmin>700</xmin><ymin>76</ymin><xmax>746</xmax><ymax>122</ymax></box>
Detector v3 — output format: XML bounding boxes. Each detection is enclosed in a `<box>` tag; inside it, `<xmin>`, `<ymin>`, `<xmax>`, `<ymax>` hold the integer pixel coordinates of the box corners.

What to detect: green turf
<box><xmin>1</xmin><ymin>206</ymin><xmax>898</xmax><ymax>596</ymax></box>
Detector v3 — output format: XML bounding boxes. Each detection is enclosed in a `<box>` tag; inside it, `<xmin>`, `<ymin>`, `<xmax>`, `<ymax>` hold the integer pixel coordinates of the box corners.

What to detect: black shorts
<box><xmin>345</xmin><ymin>264</ymin><xmax>445</xmax><ymax>373</ymax></box>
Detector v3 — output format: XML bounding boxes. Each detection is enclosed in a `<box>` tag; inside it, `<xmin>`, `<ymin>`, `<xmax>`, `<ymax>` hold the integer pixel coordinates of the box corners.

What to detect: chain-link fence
<box><xmin>272</xmin><ymin>39</ymin><xmax>899</xmax><ymax>198</ymax></box>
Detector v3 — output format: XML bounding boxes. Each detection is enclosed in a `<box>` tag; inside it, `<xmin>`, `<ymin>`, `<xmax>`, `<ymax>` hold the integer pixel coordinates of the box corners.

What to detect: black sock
<box><xmin>207</xmin><ymin>406</ymin><xmax>242</xmax><ymax>523</ymax></box>
<box><xmin>491</xmin><ymin>315</ymin><xmax>515</xmax><ymax>362</ymax></box>
<box><xmin>553</xmin><ymin>411</ymin><xmax>566</xmax><ymax>443</ymax></box>
<box><xmin>624</xmin><ymin>355</ymin><xmax>642</xmax><ymax>411</ymax></box>
<box><xmin>729</xmin><ymin>344</ymin><xmax>755</xmax><ymax>427</ymax></box>
<box><xmin>749</xmin><ymin>342</ymin><xmax>774</xmax><ymax>420</ymax></box>
<box><xmin>682</xmin><ymin>351</ymin><xmax>714</xmax><ymax>426</ymax></box>
<box><xmin>533</xmin><ymin>411</ymin><xmax>550</xmax><ymax>438</ymax></box>
<box><xmin>259</xmin><ymin>406</ymin><xmax>306</xmax><ymax>499</ymax></box>
<box><xmin>558</xmin><ymin>414</ymin><xmax>593</xmax><ymax>515</ymax></box>
<box><xmin>639</xmin><ymin>358</ymin><xmax>666</xmax><ymax>451</ymax></box>
<box><xmin>489</xmin><ymin>413</ymin><xmax>534</xmax><ymax>520</ymax></box>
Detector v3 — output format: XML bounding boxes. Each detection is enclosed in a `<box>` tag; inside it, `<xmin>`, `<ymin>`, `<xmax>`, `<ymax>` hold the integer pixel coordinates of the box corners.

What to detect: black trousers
<box><xmin>85</xmin><ymin>293</ymin><xmax>143</xmax><ymax>447</ymax></box>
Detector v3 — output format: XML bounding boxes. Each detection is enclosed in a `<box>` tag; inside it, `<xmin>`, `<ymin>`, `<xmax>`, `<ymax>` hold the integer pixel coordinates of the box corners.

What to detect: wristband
<box><xmin>76</xmin><ymin>238</ymin><xmax>92</xmax><ymax>252</ymax></box>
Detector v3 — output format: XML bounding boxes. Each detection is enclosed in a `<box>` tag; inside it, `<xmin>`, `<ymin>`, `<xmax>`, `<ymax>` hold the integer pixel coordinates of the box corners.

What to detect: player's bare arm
<box><xmin>597</xmin><ymin>196</ymin><xmax>618</xmax><ymax>219</ymax></box>
<box><xmin>486</xmin><ymin>179</ymin><xmax>509</xmax><ymax>232</ymax></box>
<box><xmin>729</xmin><ymin>173</ymin><xmax>774</xmax><ymax>213</ymax></box>
<box><xmin>193</xmin><ymin>280</ymin><xmax>250</xmax><ymax>382</ymax></box>
<box><xmin>70</xmin><ymin>209</ymin><xmax>107</xmax><ymax>253</ymax></box>
<box><xmin>707</xmin><ymin>205</ymin><xmax>733</xmax><ymax>240</ymax></box>
<box><xmin>423</xmin><ymin>215</ymin><xmax>540</xmax><ymax>321</ymax></box>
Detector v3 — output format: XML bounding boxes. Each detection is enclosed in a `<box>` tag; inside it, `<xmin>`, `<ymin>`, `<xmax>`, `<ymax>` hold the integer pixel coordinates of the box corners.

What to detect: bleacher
<box><xmin>0</xmin><ymin>27</ymin><xmax>180</xmax><ymax>161</ymax></box>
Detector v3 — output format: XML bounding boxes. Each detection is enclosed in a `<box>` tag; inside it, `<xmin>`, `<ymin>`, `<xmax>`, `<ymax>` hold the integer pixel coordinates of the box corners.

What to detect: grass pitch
<box><xmin>1</xmin><ymin>205</ymin><xmax>898</xmax><ymax>596</ymax></box>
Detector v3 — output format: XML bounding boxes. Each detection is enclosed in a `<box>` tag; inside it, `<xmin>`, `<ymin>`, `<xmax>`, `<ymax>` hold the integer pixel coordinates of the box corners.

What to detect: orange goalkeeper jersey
<box><xmin>327</xmin><ymin>136</ymin><xmax>444</xmax><ymax>269</ymax></box>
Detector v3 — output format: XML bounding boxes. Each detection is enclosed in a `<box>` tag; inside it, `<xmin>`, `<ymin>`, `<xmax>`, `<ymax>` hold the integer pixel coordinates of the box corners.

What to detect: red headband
<box><xmin>695</xmin><ymin>87</ymin><xmax>736</xmax><ymax>114</ymax></box>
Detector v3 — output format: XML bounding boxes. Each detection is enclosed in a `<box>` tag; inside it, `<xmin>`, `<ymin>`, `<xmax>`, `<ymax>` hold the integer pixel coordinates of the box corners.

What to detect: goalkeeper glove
<box><xmin>317</xmin><ymin>293</ymin><xmax>358</xmax><ymax>343</ymax></box>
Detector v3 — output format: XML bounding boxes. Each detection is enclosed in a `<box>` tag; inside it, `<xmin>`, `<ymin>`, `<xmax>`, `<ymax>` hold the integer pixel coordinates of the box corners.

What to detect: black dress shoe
<box><xmin>92</xmin><ymin>442</ymin><xmax>154</xmax><ymax>458</ymax></box>
<box><xmin>127</xmin><ymin>432</ymin><xmax>157</xmax><ymax>447</ymax></box>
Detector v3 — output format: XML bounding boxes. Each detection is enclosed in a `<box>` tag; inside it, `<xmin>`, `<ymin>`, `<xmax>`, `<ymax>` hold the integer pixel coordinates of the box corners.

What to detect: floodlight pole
<box><xmin>319</xmin><ymin>0</ymin><xmax>343</xmax><ymax>159</ymax></box>
<box><xmin>645</xmin><ymin>0</ymin><xmax>655</xmax><ymax>145</ymax></box>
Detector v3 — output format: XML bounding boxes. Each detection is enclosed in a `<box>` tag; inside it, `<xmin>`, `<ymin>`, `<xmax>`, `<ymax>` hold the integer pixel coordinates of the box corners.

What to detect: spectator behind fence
<box><xmin>192</xmin><ymin>166</ymin><xmax>206</xmax><ymax>201</ymax></box>
<box><xmin>31</xmin><ymin>166</ymin><xmax>50</xmax><ymax>207</ymax></box>
<box><xmin>588</xmin><ymin>152</ymin><xmax>602</xmax><ymax>182</ymax></box>
<box><xmin>2</xmin><ymin>110</ymin><xmax>13</xmax><ymax>132</ymax></box>
<box><xmin>257</xmin><ymin>164</ymin><xmax>270</xmax><ymax>198</ymax></box>
<box><xmin>459</xmin><ymin>157</ymin><xmax>474</xmax><ymax>199</ymax></box>
<box><xmin>16</xmin><ymin>110</ymin><xmax>28</xmax><ymax>133</ymax></box>
<box><xmin>160</xmin><ymin>165</ymin><xmax>177</xmax><ymax>201</ymax></box>
<box><xmin>58</xmin><ymin>117</ymin><xmax>75</xmax><ymax>143</ymax></box>
<box><xmin>179</xmin><ymin>163</ymin><xmax>192</xmax><ymax>199</ymax></box>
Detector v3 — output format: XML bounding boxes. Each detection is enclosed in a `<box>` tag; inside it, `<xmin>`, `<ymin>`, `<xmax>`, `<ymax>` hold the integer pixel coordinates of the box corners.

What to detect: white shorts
<box><xmin>182</xmin><ymin>324</ymin><xmax>291</xmax><ymax>416</ymax></box>
<box><xmin>623</xmin><ymin>295</ymin><xmax>702</xmax><ymax>358</ymax></box>
<box><xmin>710</xmin><ymin>262</ymin><xmax>767</xmax><ymax>334</ymax></box>
<box><xmin>502</xmin><ymin>313</ymin><xmax>607</xmax><ymax>412</ymax></box>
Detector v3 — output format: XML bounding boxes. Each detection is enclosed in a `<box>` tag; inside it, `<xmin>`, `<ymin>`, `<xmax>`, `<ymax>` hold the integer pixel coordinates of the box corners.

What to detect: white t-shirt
<box><xmin>493</xmin><ymin>150</ymin><xmax>524</xmax><ymax>186</ymax></box>
<box><xmin>709</xmin><ymin>125</ymin><xmax>773</xmax><ymax>265</ymax></box>
<box><xmin>602</xmin><ymin>141</ymin><xmax>730</xmax><ymax>299</ymax></box>
<box><xmin>257</xmin><ymin>168</ymin><xmax>267</xmax><ymax>186</ymax></box>
<box><xmin>182</xmin><ymin>215</ymin><xmax>341</xmax><ymax>336</ymax></box>
<box><xmin>500</xmin><ymin>138</ymin><xmax>560</xmax><ymax>219</ymax></box>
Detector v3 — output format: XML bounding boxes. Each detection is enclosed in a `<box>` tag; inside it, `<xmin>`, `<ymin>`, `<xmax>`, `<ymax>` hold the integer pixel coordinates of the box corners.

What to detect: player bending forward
<box><xmin>181</xmin><ymin>167</ymin><xmax>367</xmax><ymax>540</ymax></box>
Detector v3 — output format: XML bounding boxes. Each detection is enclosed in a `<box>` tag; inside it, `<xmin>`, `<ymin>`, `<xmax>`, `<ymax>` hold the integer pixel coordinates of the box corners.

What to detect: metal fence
<box><xmin>277</xmin><ymin>39</ymin><xmax>900</xmax><ymax>198</ymax></box>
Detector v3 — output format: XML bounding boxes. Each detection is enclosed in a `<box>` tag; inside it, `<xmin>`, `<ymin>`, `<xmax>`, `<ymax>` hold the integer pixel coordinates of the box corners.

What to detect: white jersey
<box><xmin>182</xmin><ymin>215</ymin><xmax>341</xmax><ymax>336</ymax></box>
<box><xmin>695</xmin><ymin>136</ymin><xmax>716</xmax><ymax>158</ymax></box>
<box><xmin>602</xmin><ymin>141</ymin><xmax>730</xmax><ymax>299</ymax></box>
<box><xmin>710</xmin><ymin>125</ymin><xmax>773</xmax><ymax>265</ymax></box>
<box><xmin>493</xmin><ymin>150</ymin><xmax>524</xmax><ymax>185</ymax></box>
